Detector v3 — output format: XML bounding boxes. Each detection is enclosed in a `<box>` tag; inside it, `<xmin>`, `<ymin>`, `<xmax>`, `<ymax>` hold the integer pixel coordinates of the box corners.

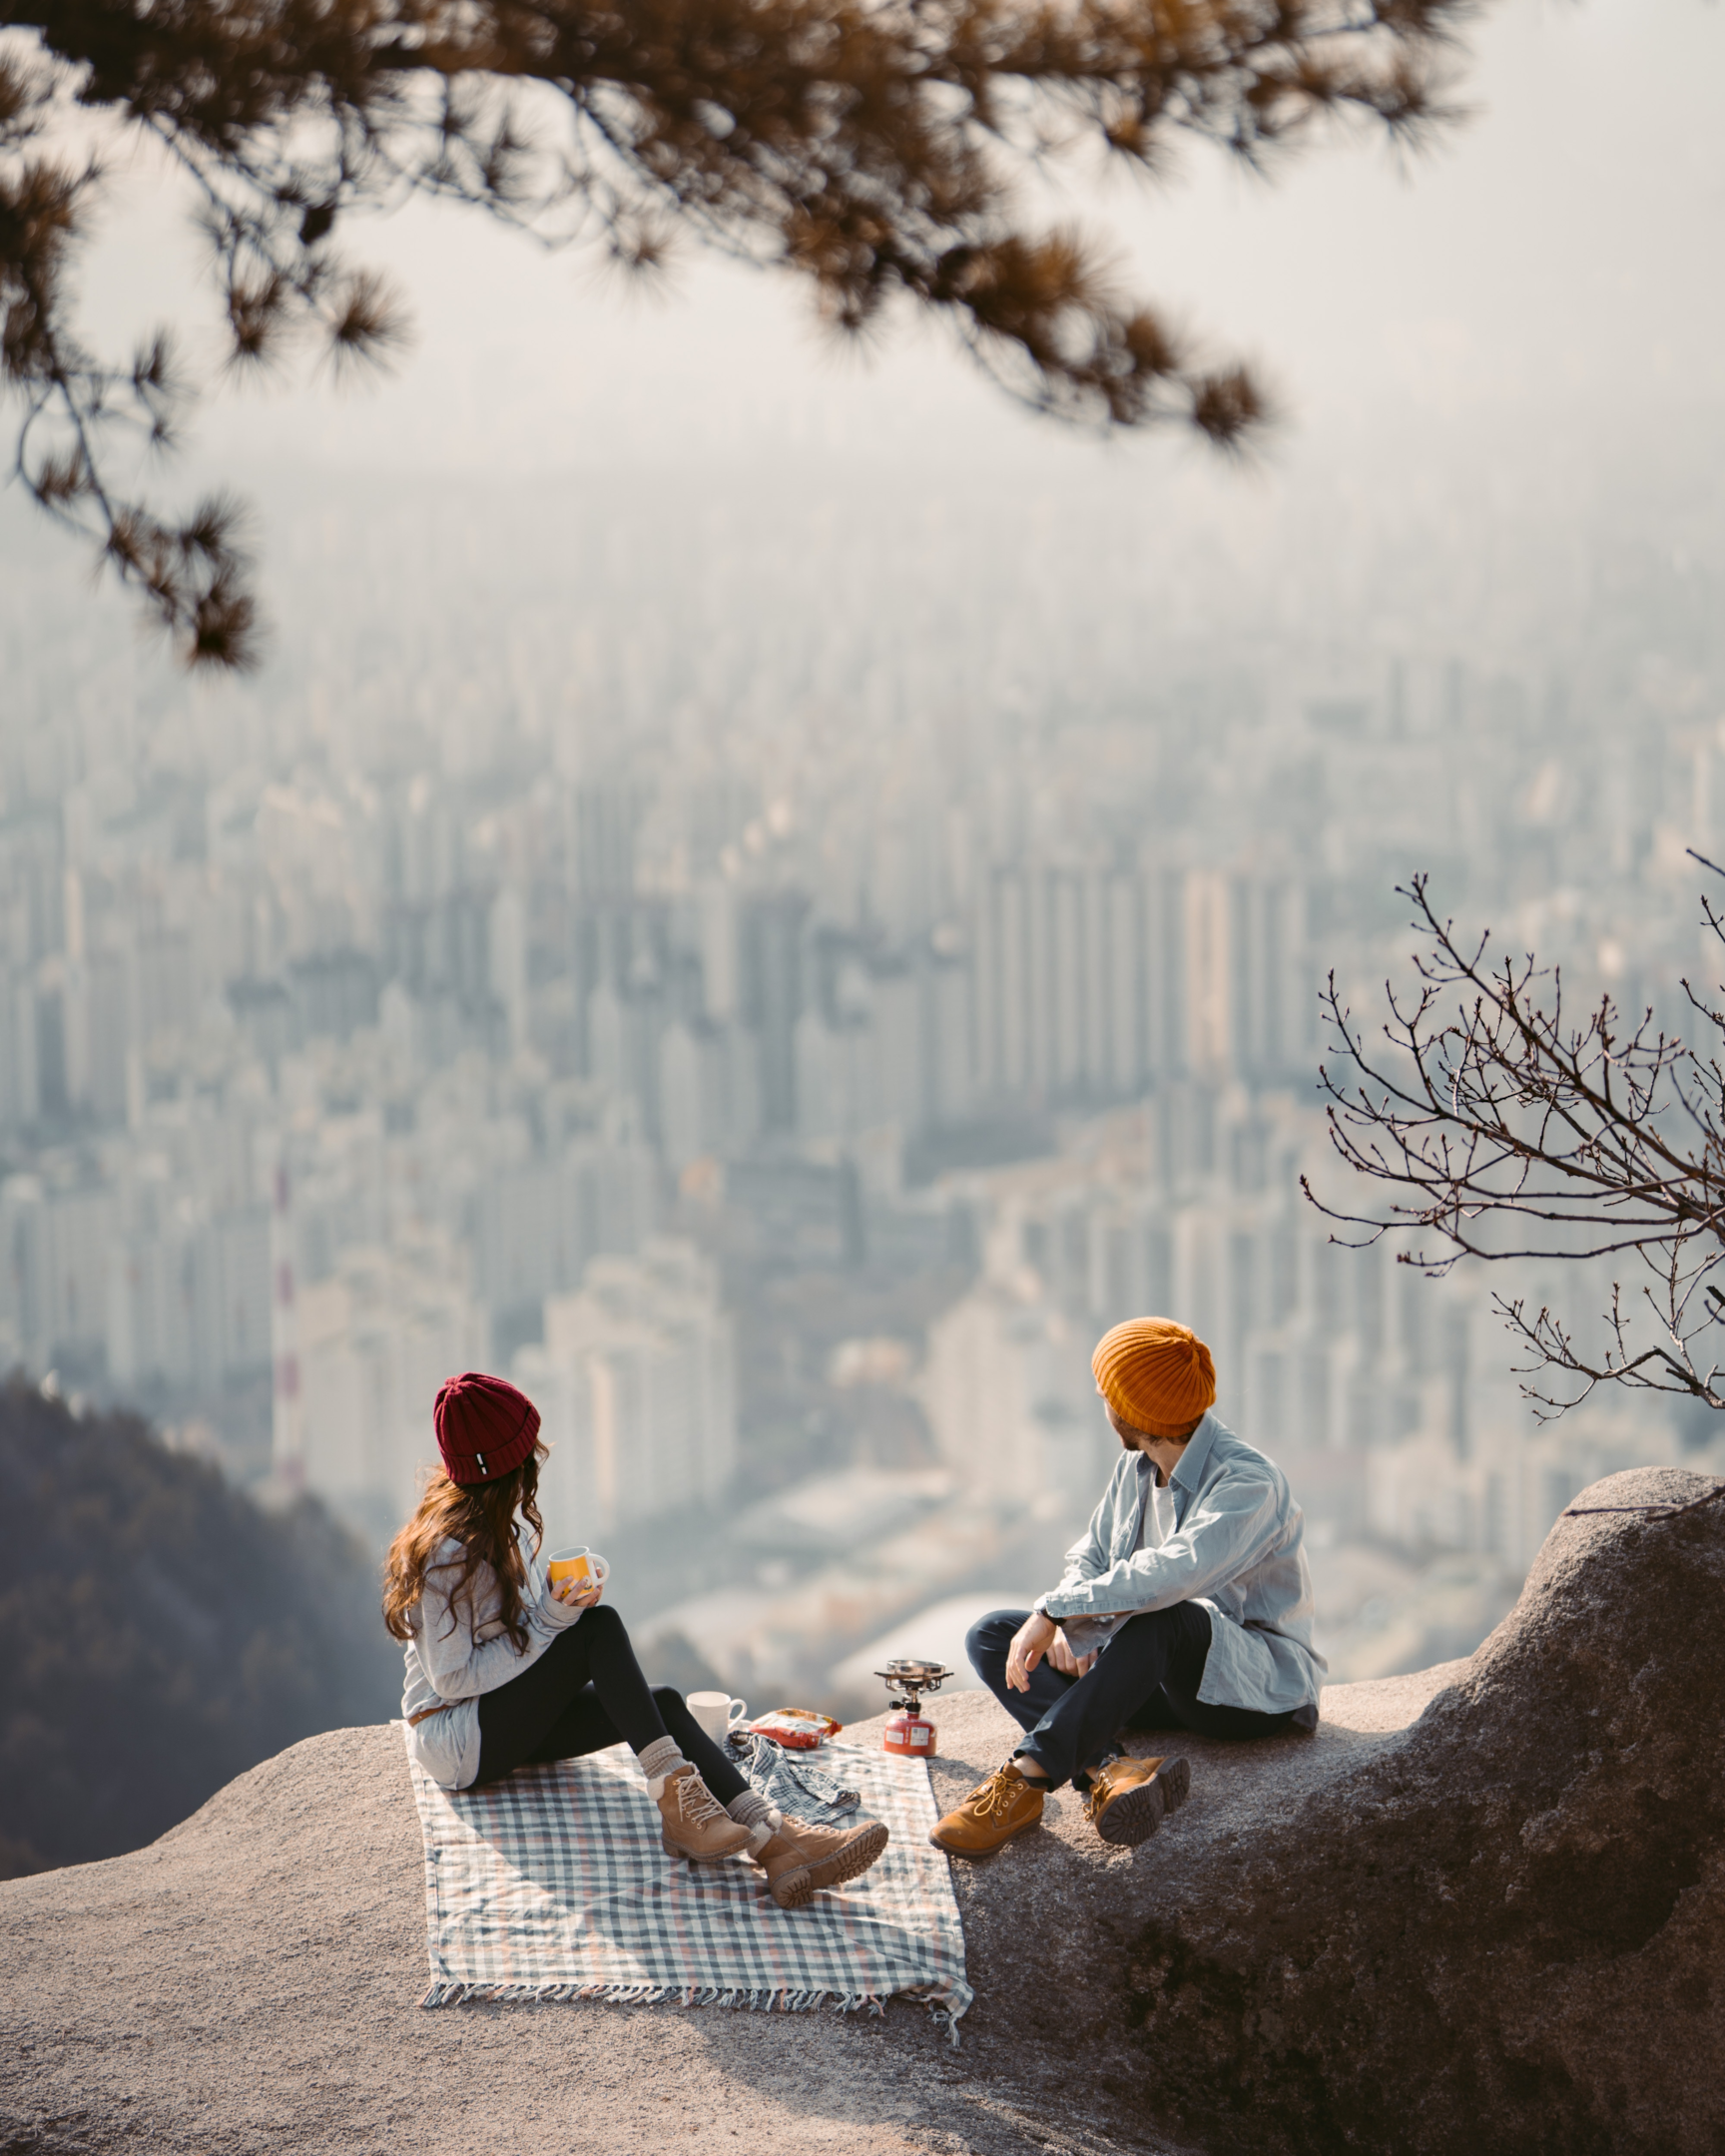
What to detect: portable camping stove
<box><xmin>874</xmin><ymin>1658</ymin><xmax>954</xmax><ymax>1758</ymax></box>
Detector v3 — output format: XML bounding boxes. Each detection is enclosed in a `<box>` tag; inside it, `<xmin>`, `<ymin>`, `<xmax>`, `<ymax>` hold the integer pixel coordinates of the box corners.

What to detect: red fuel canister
<box><xmin>883</xmin><ymin>1703</ymin><xmax>937</xmax><ymax>1757</ymax></box>
<box><xmin>875</xmin><ymin>1659</ymin><xmax>954</xmax><ymax>1759</ymax></box>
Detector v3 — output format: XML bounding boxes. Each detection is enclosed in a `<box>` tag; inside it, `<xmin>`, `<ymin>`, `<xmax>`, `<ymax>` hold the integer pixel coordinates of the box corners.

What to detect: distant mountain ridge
<box><xmin>0</xmin><ymin>1378</ymin><xmax>397</xmax><ymax>1876</ymax></box>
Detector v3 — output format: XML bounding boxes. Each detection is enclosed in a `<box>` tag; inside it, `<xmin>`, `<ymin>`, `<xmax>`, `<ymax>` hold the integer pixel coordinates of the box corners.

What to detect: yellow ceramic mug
<box><xmin>547</xmin><ymin>1545</ymin><xmax>609</xmax><ymax>1598</ymax></box>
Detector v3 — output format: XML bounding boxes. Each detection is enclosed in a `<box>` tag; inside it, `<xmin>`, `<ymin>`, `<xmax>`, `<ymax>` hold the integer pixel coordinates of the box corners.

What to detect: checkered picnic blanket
<box><xmin>403</xmin><ymin>1730</ymin><xmax>972</xmax><ymax>2034</ymax></box>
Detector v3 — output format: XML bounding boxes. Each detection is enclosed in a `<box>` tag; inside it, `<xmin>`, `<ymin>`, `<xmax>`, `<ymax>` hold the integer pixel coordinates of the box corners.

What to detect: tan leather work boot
<box><xmin>652</xmin><ymin>1765</ymin><xmax>754</xmax><ymax>1864</ymax></box>
<box><xmin>927</xmin><ymin>1762</ymin><xmax>1044</xmax><ymax>1859</ymax></box>
<box><xmin>754</xmin><ymin>1814</ymin><xmax>890</xmax><ymax>1908</ymax></box>
<box><xmin>1082</xmin><ymin>1754</ymin><xmax>1191</xmax><ymax>1848</ymax></box>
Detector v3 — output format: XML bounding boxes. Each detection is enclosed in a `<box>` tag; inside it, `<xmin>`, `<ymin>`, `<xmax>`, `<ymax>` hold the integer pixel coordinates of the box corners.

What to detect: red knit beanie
<box><xmin>434</xmin><ymin>1371</ymin><xmax>541</xmax><ymax>1486</ymax></box>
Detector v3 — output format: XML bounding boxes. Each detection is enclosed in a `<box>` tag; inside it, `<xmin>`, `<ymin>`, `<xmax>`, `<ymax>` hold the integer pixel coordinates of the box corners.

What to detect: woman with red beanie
<box><xmin>383</xmin><ymin>1371</ymin><xmax>887</xmax><ymax>1899</ymax></box>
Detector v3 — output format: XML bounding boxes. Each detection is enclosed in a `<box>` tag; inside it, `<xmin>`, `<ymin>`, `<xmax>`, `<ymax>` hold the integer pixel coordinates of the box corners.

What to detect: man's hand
<box><xmin>1045</xmin><ymin>1628</ymin><xmax>1098</xmax><ymax>1680</ymax></box>
<box><xmin>1006</xmin><ymin>1612</ymin><xmax>1058</xmax><ymax>1692</ymax></box>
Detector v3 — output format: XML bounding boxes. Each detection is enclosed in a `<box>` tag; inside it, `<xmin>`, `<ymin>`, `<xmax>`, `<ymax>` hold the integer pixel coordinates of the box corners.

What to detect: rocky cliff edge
<box><xmin>3</xmin><ymin>1465</ymin><xmax>1718</xmax><ymax>2156</ymax></box>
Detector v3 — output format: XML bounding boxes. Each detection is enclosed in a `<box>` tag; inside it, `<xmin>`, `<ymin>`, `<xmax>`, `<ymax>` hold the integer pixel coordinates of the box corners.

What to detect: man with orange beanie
<box><xmin>931</xmin><ymin>1317</ymin><xmax>1323</xmax><ymax>1858</ymax></box>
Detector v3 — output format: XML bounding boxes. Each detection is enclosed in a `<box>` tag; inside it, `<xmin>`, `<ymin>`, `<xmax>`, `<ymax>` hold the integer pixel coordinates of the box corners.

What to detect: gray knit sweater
<box><xmin>400</xmin><ymin>1527</ymin><xmax>586</xmax><ymax>1790</ymax></box>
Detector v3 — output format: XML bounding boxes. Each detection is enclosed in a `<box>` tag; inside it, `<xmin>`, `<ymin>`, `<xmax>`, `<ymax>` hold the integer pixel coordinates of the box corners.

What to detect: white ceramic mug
<box><xmin>687</xmin><ymin>1691</ymin><xmax>749</xmax><ymax>1745</ymax></box>
<box><xmin>546</xmin><ymin>1545</ymin><xmax>610</xmax><ymax>1599</ymax></box>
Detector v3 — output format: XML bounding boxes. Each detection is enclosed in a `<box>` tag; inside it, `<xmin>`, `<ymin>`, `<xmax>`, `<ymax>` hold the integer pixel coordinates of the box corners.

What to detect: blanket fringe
<box><xmin>420</xmin><ymin>1978</ymin><xmax>918</xmax><ymax>2017</ymax></box>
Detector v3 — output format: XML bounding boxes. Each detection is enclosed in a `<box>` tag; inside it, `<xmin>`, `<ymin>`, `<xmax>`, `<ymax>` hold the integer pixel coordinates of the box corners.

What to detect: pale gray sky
<box><xmin>7</xmin><ymin>0</ymin><xmax>1716</xmax><ymax>705</ymax></box>
<box><xmin>74</xmin><ymin>0</ymin><xmax>1724</xmax><ymax>488</ymax></box>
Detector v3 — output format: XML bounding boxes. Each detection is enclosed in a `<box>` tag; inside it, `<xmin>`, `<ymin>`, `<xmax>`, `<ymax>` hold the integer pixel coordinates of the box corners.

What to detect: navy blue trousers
<box><xmin>966</xmin><ymin>1605</ymin><xmax>1313</xmax><ymax>1790</ymax></box>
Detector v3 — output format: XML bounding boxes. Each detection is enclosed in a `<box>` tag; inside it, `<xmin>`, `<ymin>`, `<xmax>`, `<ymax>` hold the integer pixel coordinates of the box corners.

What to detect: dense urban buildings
<box><xmin>1</xmin><ymin>462</ymin><xmax>1720</xmax><ymax>1700</ymax></box>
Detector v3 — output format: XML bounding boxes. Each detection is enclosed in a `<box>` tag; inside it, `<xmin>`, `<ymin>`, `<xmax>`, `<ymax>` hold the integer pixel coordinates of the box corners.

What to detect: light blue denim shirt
<box><xmin>1035</xmin><ymin>1412</ymin><xmax>1325</xmax><ymax>1717</ymax></box>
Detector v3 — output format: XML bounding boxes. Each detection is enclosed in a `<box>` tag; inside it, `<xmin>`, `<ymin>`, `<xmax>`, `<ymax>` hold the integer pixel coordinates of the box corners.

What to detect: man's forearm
<box><xmin>1034</xmin><ymin>1574</ymin><xmax>1087</xmax><ymax>1620</ymax></box>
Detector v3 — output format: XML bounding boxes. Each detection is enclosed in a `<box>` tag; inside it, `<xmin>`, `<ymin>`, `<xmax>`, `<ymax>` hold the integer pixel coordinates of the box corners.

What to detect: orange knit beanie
<box><xmin>1092</xmin><ymin>1318</ymin><xmax>1216</xmax><ymax>1441</ymax></box>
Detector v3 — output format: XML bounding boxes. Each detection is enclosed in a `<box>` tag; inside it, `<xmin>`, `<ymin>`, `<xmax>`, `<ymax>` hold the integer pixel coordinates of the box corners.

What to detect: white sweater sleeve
<box><xmin>414</xmin><ymin>1545</ymin><xmax>584</xmax><ymax>1703</ymax></box>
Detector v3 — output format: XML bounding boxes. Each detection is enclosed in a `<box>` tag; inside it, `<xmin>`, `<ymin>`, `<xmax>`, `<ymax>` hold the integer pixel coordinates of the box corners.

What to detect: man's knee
<box><xmin>966</xmin><ymin>1608</ymin><xmax>1026</xmax><ymax>1676</ymax></box>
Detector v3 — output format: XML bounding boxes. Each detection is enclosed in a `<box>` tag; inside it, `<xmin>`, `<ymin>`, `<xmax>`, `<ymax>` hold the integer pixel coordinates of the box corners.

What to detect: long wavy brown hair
<box><xmin>382</xmin><ymin>1441</ymin><xmax>548</xmax><ymax>1652</ymax></box>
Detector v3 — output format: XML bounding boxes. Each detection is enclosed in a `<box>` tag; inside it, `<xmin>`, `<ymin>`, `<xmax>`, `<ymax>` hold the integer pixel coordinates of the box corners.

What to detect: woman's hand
<box><xmin>1006</xmin><ymin>1612</ymin><xmax>1058</xmax><ymax>1692</ymax></box>
<box><xmin>1045</xmin><ymin>1628</ymin><xmax>1097</xmax><ymax>1680</ymax></box>
<box><xmin>552</xmin><ymin>1579</ymin><xmax>604</xmax><ymax>1609</ymax></box>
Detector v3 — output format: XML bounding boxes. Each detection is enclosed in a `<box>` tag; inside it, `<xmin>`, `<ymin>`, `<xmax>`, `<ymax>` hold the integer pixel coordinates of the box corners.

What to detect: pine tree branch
<box><xmin>2</xmin><ymin>0</ymin><xmax>1478</xmax><ymax>662</ymax></box>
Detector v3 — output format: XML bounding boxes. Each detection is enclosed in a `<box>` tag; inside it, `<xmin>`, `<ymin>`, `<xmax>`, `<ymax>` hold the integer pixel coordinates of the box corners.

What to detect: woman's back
<box><xmin>400</xmin><ymin>1524</ymin><xmax>569</xmax><ymax>1790</ymax></box>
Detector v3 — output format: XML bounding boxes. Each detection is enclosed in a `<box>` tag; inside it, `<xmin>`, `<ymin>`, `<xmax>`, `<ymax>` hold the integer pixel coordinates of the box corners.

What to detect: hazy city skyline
<box><xmin>1</xmin><ymin>0</ymin><xmax>1722</xmax><ymax>1717</ymax></box>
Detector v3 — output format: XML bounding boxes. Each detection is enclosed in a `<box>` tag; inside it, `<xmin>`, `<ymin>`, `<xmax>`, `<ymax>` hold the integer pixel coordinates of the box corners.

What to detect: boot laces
<box><xmin>972</xmin><ymin>1767</ymin><xmax>1030</xmax><ymax>1822</ymax></box>
<box><xmin>668</xmin><ymin>1770</ymin><xmax>729</xmax><ymax>1828</ymax></box>
<box><xmin>1081</xmin><ymin>1759</ymin><xmax>1123</xmax><ymax>1824</ymax></box>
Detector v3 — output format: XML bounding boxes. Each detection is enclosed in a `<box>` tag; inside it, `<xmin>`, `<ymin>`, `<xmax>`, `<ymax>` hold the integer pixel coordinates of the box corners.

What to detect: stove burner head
<box><xmin>873</xmin><ymin>1658</ymin><xmax>954</xmax><ymax>1707</ymax></box>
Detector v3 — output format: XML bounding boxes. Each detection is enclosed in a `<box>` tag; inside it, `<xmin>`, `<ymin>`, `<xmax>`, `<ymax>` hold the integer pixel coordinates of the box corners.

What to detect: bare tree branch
<box><xmin>1306</xmin><ymin>864</ymin><xmax>1725</xmax><ymax>1418</ymax></box>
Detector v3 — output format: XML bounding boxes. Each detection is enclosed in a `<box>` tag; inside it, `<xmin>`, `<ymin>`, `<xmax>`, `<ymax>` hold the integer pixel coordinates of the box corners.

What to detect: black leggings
<box><xmin>474</xmin><ymin>1603</ymin><xmax>748</xmax><ymax>1802</ymax></box>
<box><xmin>967</xmin><ymin>1604</ymin><xmax>1314</xmax><ymax>1791</ymax></box>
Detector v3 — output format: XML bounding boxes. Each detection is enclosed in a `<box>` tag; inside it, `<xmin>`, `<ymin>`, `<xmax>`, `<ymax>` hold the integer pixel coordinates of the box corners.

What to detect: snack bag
<box><xmin>745</xmin><ymin>1708</ymin><xmax>843</xmax><ymax>1751</ymax></box>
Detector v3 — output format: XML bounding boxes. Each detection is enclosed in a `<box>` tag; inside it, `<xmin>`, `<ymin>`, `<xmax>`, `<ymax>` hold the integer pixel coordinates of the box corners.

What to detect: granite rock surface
<box><xmin>5</xmin><ymin>1463</ymin><xmax>1715</xmax><ymax>2155</ymax></box>
<box><xmin>0</xmin><ymin>1666</ymin><xmax>1437</xmax><ymax>2156</ymax></box>
<box><xmin>952</xmin><ymin>1462</ymin><xmax>1722</xmax><ymax>2156</ymax></box>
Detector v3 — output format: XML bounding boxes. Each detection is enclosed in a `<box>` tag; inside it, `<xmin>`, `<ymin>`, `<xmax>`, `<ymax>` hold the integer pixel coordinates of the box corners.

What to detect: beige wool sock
<box><xmin>639</xmin><ymin>1736</ymin><xmax>686</xmax><ymax>1789</ymax></box>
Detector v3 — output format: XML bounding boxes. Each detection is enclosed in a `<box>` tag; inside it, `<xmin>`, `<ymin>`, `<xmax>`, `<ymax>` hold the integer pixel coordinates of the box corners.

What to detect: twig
<box><xmin>1562</xmin><ymin>1483</ymin><xmax>1725</xmax><ymax>1520</ymax></box>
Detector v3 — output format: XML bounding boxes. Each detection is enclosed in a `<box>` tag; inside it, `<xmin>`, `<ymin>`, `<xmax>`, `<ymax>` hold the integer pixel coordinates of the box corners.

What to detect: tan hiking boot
<box><xmin>928</xmin><ymin>1762</ymin><xmax>1044</xmax><ymax>1860</ymax></box>
<box><xmin>1083</xmin><ymin>1754</ymin><xmax>1191</xmax><ymax>1848</ymax></box>
<box><xmin>652</xmin><ymin>1765</ymin><xmax>754</xmax><ymax>1864</ymax></box>
<box><xmin>754</xmin><ymin>1814</ymin><xmax>890</xmax><ymax>1908</ymax></box>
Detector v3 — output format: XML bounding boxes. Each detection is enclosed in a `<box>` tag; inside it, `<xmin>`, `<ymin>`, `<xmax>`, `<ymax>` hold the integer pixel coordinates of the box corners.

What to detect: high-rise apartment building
<box><xmin>517</xmin><ymin>1238</ymin><xmax>737</xmax><ymax>1538</ymax></box>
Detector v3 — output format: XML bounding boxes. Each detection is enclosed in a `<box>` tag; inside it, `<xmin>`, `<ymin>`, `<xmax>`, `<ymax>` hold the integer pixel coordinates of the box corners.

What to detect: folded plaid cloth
<box><xmin>727</xmin><ymin>1731</ymin><xmax>860</xmax><ymax>1820</ymax></box>
<box><xmin>404</xmin><ymin>1731</ymin><xmax>971</xmax><ymax>2035</ymax></box>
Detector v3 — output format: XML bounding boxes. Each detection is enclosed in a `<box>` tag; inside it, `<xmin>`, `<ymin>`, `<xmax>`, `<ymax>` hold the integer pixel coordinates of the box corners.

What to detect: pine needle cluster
<box><xmin>1</xmin><ymin>0</ymin><xmax>1473</xmax><ymax>665</ymax></box>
